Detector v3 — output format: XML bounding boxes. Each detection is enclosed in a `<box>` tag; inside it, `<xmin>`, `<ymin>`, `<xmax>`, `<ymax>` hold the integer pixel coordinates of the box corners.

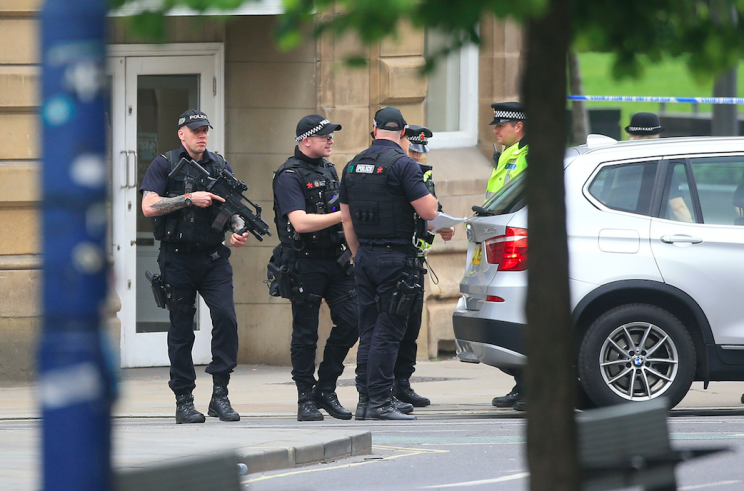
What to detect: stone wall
<box><xmin>0</xmin><ymin>0</ymin><xmax>42</xmax><ymax>382</ymax></box>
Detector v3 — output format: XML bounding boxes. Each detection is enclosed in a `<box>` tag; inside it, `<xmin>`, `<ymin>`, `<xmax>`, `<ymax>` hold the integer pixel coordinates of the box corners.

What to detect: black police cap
<box><xmin>295</xmin><ymin>114</ymin><xmax>342</xmax><ymax>141</ymax></box>
<box><xmin>490</xmin><ymin>102</ymin><xmax>526</xmax><ymax>125</ymax></box>
<box><xmin>374</xmin><ymin>106</ymin><xmax>407</xmax><ymax>132</ymax></box>
<box><xmin>178</xmin><ymin>109</ymin><xmax>212</xmax><ymax>130</ymax></box>
<box><xmin>625</xmin><ymin>112</ymin><xmax>665</xmax><ymax>135</ymax></box>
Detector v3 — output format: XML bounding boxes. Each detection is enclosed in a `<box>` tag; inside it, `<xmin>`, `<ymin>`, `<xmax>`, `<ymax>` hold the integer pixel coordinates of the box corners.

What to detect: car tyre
<box><xmin>578</xmin><ymin>304</ymin><xmax>695</xmax><ymax>409</ymax></box>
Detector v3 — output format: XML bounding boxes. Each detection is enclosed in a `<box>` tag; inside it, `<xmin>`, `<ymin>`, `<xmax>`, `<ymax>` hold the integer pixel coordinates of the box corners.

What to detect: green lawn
<box><xmin>577</xmin><ymin>52</ymin><xmax>744</xmax><ymax>138</ymax></box>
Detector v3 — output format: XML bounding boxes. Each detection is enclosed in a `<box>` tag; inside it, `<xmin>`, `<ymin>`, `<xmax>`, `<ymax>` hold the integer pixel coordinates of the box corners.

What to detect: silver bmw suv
<box><xmin>454</xmin><ymin>136</ymin><xmax>744</xmax><ymax>409</ymax></box>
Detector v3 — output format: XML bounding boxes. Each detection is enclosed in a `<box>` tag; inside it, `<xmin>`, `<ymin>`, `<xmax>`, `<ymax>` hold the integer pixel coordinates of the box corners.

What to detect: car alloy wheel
<box><xmin>599</xmin><ymin>321</ymin><xmax>679</xmax><ymax>401</ymax></box>
<box><xmin>579</xmin><ymin>304</ymin><xmax>696</xmax><ymax>408</ymax></box>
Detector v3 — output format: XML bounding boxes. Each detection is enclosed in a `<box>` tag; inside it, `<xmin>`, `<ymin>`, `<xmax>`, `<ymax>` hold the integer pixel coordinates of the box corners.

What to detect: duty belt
<box><xmin>161</xmin><ymin>242</ymin><xmax>221</xmax><ymax>253</ymax></box>
<box><xmin>361</xmin><ymin>243</ymin><xmax>417</xmax><ymax>257</ymax></box>
<box><xmin>297</xmin><ymin>247</ymin><xmax>344</xmax><ymax>259</ymax></box>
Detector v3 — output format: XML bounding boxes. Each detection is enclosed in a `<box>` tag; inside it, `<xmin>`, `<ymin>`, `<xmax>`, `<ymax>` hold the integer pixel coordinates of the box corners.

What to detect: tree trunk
<box><xmin>568</xmin><ymin>50</ymin><xmax>589</xmax><ymax>144</ymax></box>
<box><xmin>521</xmin><ymin>0</ymin><xmax>579</xmax><ymax>489</ymax></box>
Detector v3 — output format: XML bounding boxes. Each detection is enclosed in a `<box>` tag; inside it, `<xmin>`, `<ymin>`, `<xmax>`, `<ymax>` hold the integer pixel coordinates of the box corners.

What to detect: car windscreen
<box><xmin>483</xmin><ymin>172</ymin><xmax>526</xmax><ymax>215</ymax></box>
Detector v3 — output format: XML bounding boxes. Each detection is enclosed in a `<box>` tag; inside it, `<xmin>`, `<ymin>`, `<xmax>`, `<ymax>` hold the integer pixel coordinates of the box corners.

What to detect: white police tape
<box><xmin>568</xmin><ymin>95</ymin><xmax>744</xmax><ymax>105</ymax></box>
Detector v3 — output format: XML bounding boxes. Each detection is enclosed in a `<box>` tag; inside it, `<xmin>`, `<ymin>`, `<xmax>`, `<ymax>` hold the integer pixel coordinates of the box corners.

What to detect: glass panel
<box><xmin>660</xmin><ymin>163</ymin><xmax>695</xmax><ymax>223</ymax></box>
<box><xmin>588</xmin><ymin>161</ymin><xmax>658</xmax><ymax>216</ymax></box>
<box><xmin>136</xmin><ymin>74</ymin><xmax>199</xmax><ymax>334</ymax></box>
<box><xmin>425</xmin><ymin>30</ymin><xmax>460</xmax><ymax>132</ymax></box>
<box><xmin>484</xmin><ymin>172</ymin><xmax>526</xmax><ymax>215</ymax></box>
<box><xmin>689</xmin><ymin>156</ymin><xmax>744</xmax><ymax>226</ymax></box>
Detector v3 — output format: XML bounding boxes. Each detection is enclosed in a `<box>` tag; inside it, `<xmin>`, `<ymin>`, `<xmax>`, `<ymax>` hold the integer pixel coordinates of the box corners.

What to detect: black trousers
<box><xmin>393</xmin><ymin>258</ymin><xmax>425</xmax><ymax>380</ymax></box>
<box><xmin>159</xmin><ymin>244</ymin><xmax>238</xmax><ymax>396</ymax></box>
<box><xmin>354</xmin><ymin>246</ymin><xmax>417</xmax><ymax>400</ymax></box>
<box><xmin>290</xmin><ymin>256</ymin><xmax>358</xmax><ymax>390</ymax></box>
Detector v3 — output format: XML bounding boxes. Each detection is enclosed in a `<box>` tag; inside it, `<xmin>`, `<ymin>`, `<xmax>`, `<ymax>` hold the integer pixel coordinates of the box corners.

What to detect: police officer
<box><xmin>140</xmin><ymin>109</ymin><xmax>247</xmax><ymax>424</ymax></box>
<box><xmin>486</xmin><ymin>102</ymin><xmax>528</xmax><ymax>412</ymax></box>
<box><xmin>272</xmin><ymin>115</ymin><xmax>359</xmax><ymax>421</ymax></box>
<box><xmin>340</xmin><ymin>107</ymin><xmax>438</xmax><ymax>421</ymax></box>
<box><xmin>393</xmin><ymin>125</ymin><xmax>454</xmax><ymax>407</ymax></box>
<box><xmin>485</xmin><ymin>102</ymin><xmax>528</xmax><ymax>202</ymax></box>
<box><xmin>625</xmin><ymin>112</ymin><xmax>664</xmax><ymax>140</ymax></box>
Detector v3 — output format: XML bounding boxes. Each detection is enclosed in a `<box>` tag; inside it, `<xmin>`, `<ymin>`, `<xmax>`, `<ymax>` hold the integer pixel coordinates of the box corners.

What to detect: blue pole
<box><xmin>39</xmin><ymin>1</ymin><xmax>116</xmax><ymax>491</ymax></box>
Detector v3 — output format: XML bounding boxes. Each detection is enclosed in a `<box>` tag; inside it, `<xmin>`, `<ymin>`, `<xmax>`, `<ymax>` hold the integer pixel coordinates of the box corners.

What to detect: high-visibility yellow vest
<box><xmin>485</xmin><ymin>140</ymin><xmax>528</xmax><ymax>202</ymax></box>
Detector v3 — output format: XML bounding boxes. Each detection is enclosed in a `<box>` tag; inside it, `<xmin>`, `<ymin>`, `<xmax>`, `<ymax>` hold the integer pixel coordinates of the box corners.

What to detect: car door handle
<box><xmin>660</xmin><ymin>235</ymin><xmax>703</xmax><ymax>244</ymax></box>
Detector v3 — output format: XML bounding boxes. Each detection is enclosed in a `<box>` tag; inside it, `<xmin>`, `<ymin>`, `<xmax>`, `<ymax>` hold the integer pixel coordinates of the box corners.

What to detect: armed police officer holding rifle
<box><xmin>271</xmin><ymin>115</ymin><xmax>359</xmax><ymax>421</ymax></box>
<box><xmin>140</xmin><ymin>110</ymin><xmax>249</xmax><ymax>424</ymax></box>
<box><xmin>341</xmin><ymin>107</ymin><xmax>438</xmax><ymax>421</ymax></box>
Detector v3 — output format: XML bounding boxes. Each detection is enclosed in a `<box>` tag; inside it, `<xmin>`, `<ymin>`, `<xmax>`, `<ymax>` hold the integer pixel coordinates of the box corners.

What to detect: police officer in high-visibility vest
<box><xmin>340</xmin><ymin>107</ymin><xmax>438</xmax><ymax>421</ymax></box>
<box><xmin>272</xmin><ymin>114</ymin><xmax>359</xmax><ymax>422</ymax></box>
<box><xmin>485</xmin><ymin>102</ymin><xmax>528</xmax><ymax>202</ymax></box>
<box><xmin>486</xmin><ymin>102</ymin><xmax>528</xmax><ymax>412</ymax></box>
<box><xmin>393</xmin><ymin>125</ymin><xmax>454</xmax><ymax>408</ymax></box>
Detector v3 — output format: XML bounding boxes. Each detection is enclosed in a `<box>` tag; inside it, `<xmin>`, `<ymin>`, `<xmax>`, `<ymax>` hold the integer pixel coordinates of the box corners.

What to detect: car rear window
<box><xmin>588</xmin><ymin>161</ymin><xmax>659</xmax><ymax>216</ymax></box>
<box><xmin>483</xmin><ymin>172</ymin><xmax>526</xmax><ymax>215</ymax></box>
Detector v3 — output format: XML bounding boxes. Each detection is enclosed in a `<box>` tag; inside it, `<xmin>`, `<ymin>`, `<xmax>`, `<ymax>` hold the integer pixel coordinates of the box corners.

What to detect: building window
<box><xmin>424</xmin><ymin>30</ymin><xmax>478</xmax><ymax>149</ymax></box>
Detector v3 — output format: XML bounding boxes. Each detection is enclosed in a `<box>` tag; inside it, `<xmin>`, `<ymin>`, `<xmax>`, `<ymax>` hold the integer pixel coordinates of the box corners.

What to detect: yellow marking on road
<box><xmin>242</xmin><ymin>445</ymin><xmax>448</xmax><ymax>484</ymax></box>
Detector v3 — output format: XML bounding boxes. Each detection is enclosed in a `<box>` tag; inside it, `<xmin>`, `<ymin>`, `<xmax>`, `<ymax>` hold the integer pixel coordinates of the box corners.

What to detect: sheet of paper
<box><xmin>428</xmin><ymin>212</ymin><xmax>468</xmax><ymax>231</ymax></box>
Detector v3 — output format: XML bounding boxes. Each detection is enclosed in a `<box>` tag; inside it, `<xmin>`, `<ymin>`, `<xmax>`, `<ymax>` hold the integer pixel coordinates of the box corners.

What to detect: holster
<box><xmin>376</xmin><ymin>272</ymin><xmax>423</xmax><ymax>317</ymax></box>
<box><xmin>145</xmin><ymin>270</ymin><xmax>172</xmax><ymax>310</ymax></box>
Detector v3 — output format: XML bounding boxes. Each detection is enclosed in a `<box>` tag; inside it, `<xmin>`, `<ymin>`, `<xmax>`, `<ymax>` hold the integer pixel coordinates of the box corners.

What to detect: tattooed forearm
<box><xmin>144</xmin><ymin>191</ymin><xmax>187</xmax><ymax>216</ymax></box>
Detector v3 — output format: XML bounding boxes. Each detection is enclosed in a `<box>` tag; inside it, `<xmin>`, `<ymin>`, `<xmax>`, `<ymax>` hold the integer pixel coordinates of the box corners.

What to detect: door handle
<box><xmin>126</xmin><ymin>150</ymin><xmax>137</xmax><ymax>188</ymax></box>
<box><xmin>119</xmin><ymin>151</ymin><xmax>130</xmax><ymax>188</ymax></box>
<box><xmin>660</xmin><ymin>235</ymin><xmax>703</xmax><ymax>244</ymax></box>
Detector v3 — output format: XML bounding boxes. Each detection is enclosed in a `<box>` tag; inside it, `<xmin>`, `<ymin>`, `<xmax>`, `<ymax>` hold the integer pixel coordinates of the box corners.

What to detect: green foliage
<box><xmin>109</xmin><ymin>0</ymin><xmax>744</xmax><ymax>83</ymax></box>
<box><xmin>108</xmin><ymin>0</ymin><xmax>248</xmax><ymax>41</ymax></box>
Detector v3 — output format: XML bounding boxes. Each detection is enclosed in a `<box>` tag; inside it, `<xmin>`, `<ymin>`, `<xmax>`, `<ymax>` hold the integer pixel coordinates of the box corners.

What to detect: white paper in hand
<box><xmin>428</xmin><ymin>212</ymin><xmax>467</xmax><ymax>232</ymax></box>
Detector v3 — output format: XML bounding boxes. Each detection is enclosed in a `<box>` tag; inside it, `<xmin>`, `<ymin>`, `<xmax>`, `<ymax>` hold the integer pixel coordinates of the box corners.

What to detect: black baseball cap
<box><xmin>490</xmin><ymin>102</ymin><xmax>526</xmax><ymax>125</ymax></box>
<box><xmin>295</xmin><ymin>114</ymin><xmax>342</xmax><ymax>141</ymax></box>
<box><xmin>374</xmin><ymin>106</ymin><xmax>407</xmax><ymax>131</ymax></box>
<box><xmin>178</xmin><ymin>109</ymin><xmax>212</xmax><ymax>130</ymax></box>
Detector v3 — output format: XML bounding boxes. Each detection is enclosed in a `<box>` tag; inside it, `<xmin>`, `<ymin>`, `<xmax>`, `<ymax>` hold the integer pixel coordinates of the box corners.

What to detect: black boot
<box><xmin>367</xmin><ymin>395</ymin><xmax>416</xmax><ymax>421</ymax></box>
<box><xmin>492</xmin><ymin>390</ymin><xmax>521</xmax><ymax>408</ymax></box>
<box><xmin>392</xmin><ymin>395</ymin><xmax>414</xmax><ymax>415</ymax></box>
<box><xmin>297</xmin><ymin>385</ymin><xmax>323</xmax><ymax>421</ymax></box>
<box><xmin>314</xmin><ymin>387</ymin><xmax>352</xmax><ymax>420</ymax></box>
<box><xmin>175</xmin><ymin>393</ymin><xmax>205</xmax><ymax>424</ymax></box>
<box><xmin>208</xmin><ymin>385</ymin><xmax>240</xmax><ymax>422</ymax></box>
<box><xmin>355</xmin><ymin>394</ymin><xmax>369</xmax><ymax>421</ymax></box>
<box><xmin>394</xmin><ymin>378</ymin><xmax>430</xmax><ymax>407</ymax></box>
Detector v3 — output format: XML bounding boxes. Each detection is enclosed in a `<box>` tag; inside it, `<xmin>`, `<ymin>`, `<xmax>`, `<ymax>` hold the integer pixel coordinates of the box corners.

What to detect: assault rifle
<box><xmin>169</xmin><ymin>157</ymin><xmax>272</xmax><ymax>241</ymax></box>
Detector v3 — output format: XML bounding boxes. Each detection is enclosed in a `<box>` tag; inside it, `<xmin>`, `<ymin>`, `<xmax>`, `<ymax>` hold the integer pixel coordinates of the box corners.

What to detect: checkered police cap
<box><xmin>295</xmin><ymin>114</ymin><xmax>342</xmax><ymax>141</ymax></box>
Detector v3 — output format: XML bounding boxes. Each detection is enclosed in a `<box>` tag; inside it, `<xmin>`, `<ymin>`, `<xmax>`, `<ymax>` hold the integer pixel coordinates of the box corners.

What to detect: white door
<box><xmin>650</xmin><ymin>155</ymin><xmax>744</xmax><ymax>345</ymax></box>
<box><xmin>110</xmin><ymin>50</ymin><xmax>223</xmax><ymax>368</ymax></box>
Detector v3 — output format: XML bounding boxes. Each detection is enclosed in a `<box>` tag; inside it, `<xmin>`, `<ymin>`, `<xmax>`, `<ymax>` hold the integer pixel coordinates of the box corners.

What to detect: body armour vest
<box><xmin>272</xmin><ymin>157</ymin><xmax>344</xmax><ymax>250</ymax></box>
<box><xmin>342</xmin><ymin>147</ymin><xmax>416</xmax><ymax>240</ymax></box>
<box><xmin>151</xmin><ymin>149</ymin><xmax>228</xmax><ymax>248</ymax></box>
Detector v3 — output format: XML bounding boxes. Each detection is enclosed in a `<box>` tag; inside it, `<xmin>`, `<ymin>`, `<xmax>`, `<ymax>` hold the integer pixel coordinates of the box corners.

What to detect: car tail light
<box><xmin>486</xmin><ymin>295</ymin><xmax>505</xmax><ymax>302</ymax></box>
<box><xmin>483</xmin><ymin>227</ymin><xmax>528</xmax><ymax>271</ymax></box>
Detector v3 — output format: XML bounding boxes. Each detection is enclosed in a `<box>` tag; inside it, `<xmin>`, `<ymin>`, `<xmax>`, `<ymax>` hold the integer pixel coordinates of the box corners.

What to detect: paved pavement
<box><xmin>1</xmin><ymin>358</ymin><xmax>743</xmax><ymax>490</ymax></box>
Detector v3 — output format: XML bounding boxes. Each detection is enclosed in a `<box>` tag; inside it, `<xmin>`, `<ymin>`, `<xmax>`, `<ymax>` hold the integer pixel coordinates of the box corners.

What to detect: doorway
<box><xmin>109</xmin><ymin>44</ymin><xmax>224</xmax><ymax>368</ymax></box>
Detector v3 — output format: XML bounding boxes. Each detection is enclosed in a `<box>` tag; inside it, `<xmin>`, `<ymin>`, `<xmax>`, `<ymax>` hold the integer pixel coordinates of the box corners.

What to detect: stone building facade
<box><xmin>0</xmin><ymin>1</ymin><xmax>521</xmax><ymax>381</ymax></box>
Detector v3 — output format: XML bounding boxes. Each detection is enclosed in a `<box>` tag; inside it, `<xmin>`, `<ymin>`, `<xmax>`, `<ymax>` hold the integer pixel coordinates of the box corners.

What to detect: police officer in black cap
<box><xmin>140</xmin><ymin>109</ymin><xmax>248</xmax><ymax>424</ymax></box>
<box><xmin>340</xmin><ymin>107</ymin><xmax>438</xmax><ymax>421</ymax></box>
<box><xmin>625</xmin><ymin>112</ymin><xmax>665</xmax><ymax>140</ymax></box>
<box><xmin>272</xmin><ymin>115</ymin><xmax>359</xmax><ymax>421</ymax></box>
<box><xmin>392</xmin><ymin>125</ymin><xmax>454</xmax><ymax>408</ymax></box>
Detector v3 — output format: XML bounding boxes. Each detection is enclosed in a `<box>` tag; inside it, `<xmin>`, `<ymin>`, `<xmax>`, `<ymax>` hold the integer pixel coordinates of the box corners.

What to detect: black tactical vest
<box><xmin>272</xmin><ymin>157</ymin><xmax>344</xmax><ymax>250</ymax></box>
<box><xmin>342</xmin><ymin>147</ymin><xmax>416</xmax><ymax>240</ymax></box>
<box><xmin>151</xmin><ymin>149</ymin><xmax>228</xmax><ymax>248</ymax></box>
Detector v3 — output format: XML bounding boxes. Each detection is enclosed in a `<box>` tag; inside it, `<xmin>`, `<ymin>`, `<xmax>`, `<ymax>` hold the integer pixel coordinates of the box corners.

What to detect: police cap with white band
<box><xmin>405</xmin><ymin>125</ymin><xmax>433</xmax><ymax>154</ymax></box>
<box><xmin>489</xmin><ymin>101</ymin><xmax>526</xmax><ymax>125</ymax></box>
<box><xmin>625</xmin><ymin>112</ymin><xmax>665</xmax><ymax>136</ymax></box>
<box><xmin>178</xmin><ymin>109</ymin><xmax>213</xmax><ymax>130</ymax></box>
<box><xmin>295</xmin><ymin>114</ymin><xmax>343</xmax><ymax>142</ymax></box>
